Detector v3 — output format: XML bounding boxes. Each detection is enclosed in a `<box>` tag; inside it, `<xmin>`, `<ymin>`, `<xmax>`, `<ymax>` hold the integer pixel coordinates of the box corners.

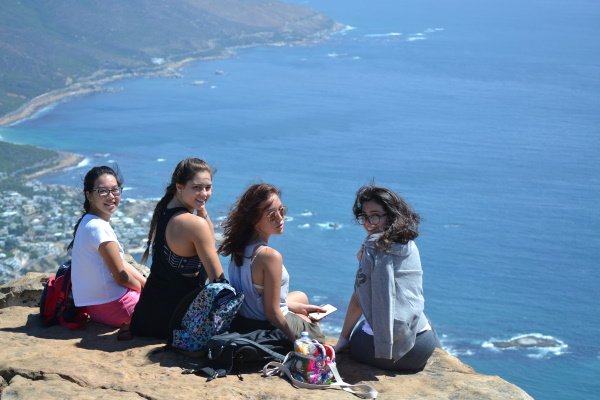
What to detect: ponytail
<box><xmin>140</xmin><ymin>184</ymin><xmax>176</xmax><ymax>264</ymax></box>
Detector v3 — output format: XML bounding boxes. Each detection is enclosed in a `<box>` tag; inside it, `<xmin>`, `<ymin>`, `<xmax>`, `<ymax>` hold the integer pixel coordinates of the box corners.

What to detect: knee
<box><xmin>287</xmin><ymin>290</ymin><xmax>309</xmax><ymax>304</ymax></box>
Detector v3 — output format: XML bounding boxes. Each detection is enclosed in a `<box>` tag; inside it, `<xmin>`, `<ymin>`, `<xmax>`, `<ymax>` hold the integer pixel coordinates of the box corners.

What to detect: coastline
<box><xmin>0</xmin><ymin>24</ymin><xmax>342</xmax><ymax>128</ymax></box>
<box><xmin>0</xmin><ymin>55</ymin><xmax>221</xmax><ymax>128</ymax></box>
<box><xmin>24</xmin><ymin>151</ymin><xmax>85</xmax><ymax>180</ymax></box>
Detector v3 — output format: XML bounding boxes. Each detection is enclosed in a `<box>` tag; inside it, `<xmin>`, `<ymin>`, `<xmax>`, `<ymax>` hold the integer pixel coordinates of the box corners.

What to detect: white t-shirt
<box><xmin>71</xmin><ymin>213</ymin><xmax>127</xmax><ymax>306</ymax></box>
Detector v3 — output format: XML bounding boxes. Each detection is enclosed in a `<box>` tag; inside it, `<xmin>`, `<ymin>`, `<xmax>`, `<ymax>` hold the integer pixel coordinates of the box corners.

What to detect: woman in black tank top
<box><xmin>130</xmin><ymin>158</ymin><xmax>224</xmax><ymax>339</ymax></box>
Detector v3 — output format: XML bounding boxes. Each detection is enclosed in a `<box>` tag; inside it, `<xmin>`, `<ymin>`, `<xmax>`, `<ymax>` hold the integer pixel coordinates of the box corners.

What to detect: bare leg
<box><xmin>287</xmin><ymin>290</ymin><xmax>309</xmax><ymax>304</ymax></box>
<box><xmin>287</xmin><ymin>290</ymin><xmax>315</xmax><ymax>323</ymax></box>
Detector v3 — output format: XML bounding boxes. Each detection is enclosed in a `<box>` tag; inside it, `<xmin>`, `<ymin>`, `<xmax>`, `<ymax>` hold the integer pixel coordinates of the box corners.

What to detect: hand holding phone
<box><xmin>309</xmin><ymin>304</ymin><xmax>337</xmax><ymax>321</ymax></box>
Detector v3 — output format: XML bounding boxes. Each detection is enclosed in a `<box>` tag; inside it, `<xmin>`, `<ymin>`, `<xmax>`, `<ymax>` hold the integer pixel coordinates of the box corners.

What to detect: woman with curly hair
<box><xmin>334</xmin><ymin>185</ymin><xmax>439</xmax><ymax>371</ymax></box>
<box><xmin>219</xmin><ymin>183</ymin><xmax>325</xmax><ymax>342</ymax></box>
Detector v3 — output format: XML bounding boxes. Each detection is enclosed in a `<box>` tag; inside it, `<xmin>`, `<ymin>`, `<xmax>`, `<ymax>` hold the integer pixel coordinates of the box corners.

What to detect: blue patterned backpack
<box><xmin>169</xmin><ymin>282</ymin><xmax>244</xmax><ymax>353</ymax></box>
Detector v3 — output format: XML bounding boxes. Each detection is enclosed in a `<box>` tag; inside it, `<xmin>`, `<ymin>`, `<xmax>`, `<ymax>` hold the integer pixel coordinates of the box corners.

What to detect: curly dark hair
<box><xmin>218</xmin><ymin>183</ymin><xmax>281</xmax><ymax>266</ymax></box>
<box><xmin>352</xmin><ymin>185</ymin><xmax>420</xmax><ymax>251</ymax></box>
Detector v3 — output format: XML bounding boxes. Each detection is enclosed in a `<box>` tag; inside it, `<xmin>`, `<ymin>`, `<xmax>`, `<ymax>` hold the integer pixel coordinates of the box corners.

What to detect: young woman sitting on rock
<box><xmin>218</xmin><ymin>183</ymin><xmax>326</xmax><ymax>342</ymax></box>
<box><xmin>130</xmin><ymin>158</ymin><xmax>225</xmax><ymax>339</ymax></box>
<box><xmin>334</xmin><ymin>185</ymin><xmax>440</xmax><ymax>371</ymax></box>
<box><xmin>70</xmin><ymin>166</ymin><xmax>146</xmax><ymax>330</ymax></box>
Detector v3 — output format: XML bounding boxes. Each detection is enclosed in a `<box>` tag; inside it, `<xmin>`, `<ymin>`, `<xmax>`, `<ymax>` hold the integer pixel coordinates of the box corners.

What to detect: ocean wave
<box><xmin>424</xmin><ymin>27</ymin><xmax>445</xmax><ymax>33</ymax></box>
<box><xmin>335</xmin><ymin>25</ymin><xmax>356</xmax><ymax>35</ymax></box>
<box><xmin>156</xmin><ymin>158</ymin><xmax>166</xmax><ymax>162</ymax></box>
<box><xmin>364</xmin><ymin>32</ymin><xmax>402</xmax><ymax>38</ymax></box>
<box><xmin>94</xmin><ymin>153</ymin><xmax>110</xmax><ymax>158</ymax></box>
<box><xmin>297</xmin><ymin>223</ymin><xmax>310</xmax><ymax>229</ymax></box>
<box><xmin>122</xmin><ymin>186</ymin><xmax>134</xmax><ymax>192</ymax></box>
<box><xmin>299</xmin><ymin>210</ymin><xmax>313</xmax><ymax>217</ymax></box>
<box><xmin>482</xmin><ymin>333</ymin><xmax>568</xmax><ymax>358</ymax></box>
<box><xmin>327</xmin><ymin>52</ymin><xmax>348</xmax><ymax>58</ymax></box>
<box><xmin>443</xmin><ymin>344</ymin><xmax>475</xmax><ymax>357</ymax></box>
<box><xmin>406</xmin><ymin>36</ymin><xmax>426</xmax><ymax>42</ymax></box>
<box><xmin>317</xmin><ymin>222</ymin><xmax>342</xmax><ymax>230</ymax></box>
<box><xmin>75</xmin><ymin>157</ymin><xmax>91</xmax><ymax>169</ymax></box>
<box><xmin>284</xmin><ymin>216</ymin><xmax>294</xmax><ymax>222</ymax></box>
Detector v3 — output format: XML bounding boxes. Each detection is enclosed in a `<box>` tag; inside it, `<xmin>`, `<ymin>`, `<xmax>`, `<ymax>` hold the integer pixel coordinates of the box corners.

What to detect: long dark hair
<box><xmin>218</xmin><ymin>183</ymin><xmax>280</xmax><ymax>266</ymax></box>
<box><xmin>140</xmin><ymin>158</ymin><xmax>214</xmax><ymax>264</ymax></box>
<box><xmin>68</xmin><ymin>165</ymin><xmax>123</xmax><ymax>250</ymax></box>
<box><xmin>352</xmin><ymin>185</ymin><xmax>420</xmax><ymax>251</ymax></box>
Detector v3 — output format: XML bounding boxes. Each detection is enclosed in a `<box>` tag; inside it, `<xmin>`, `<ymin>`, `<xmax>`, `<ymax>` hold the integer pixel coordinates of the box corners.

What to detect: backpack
<box><xmin>168</xmin><ymin>282</ymin><xmax>244</xmax><ymax>353</ymax></box>
<box><xmin>263</xmin><ymin>338</ymin><xmax>379</xmax><ymax>399</ymax></box>
<box><xmin>183</xmin><ymin>329</ymin><xmax>292</xmax><ymax>381</ymax></box>
<box><xmin>290</xmin><ymin>337</ymin><xmax>335</xmax><ymax>385</ymax></box>
<box><xmin>39</xmin><ymin>260</ymin><xmax>89</xmax><ymax>329</ymax></box>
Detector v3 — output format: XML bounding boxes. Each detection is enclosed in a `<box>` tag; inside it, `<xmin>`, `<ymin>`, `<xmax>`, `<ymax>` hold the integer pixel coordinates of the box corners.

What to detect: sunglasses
<box><xmin>266</xmin><ymin>205</ymin><xmax>288</xmax><ymax>222</ymax></box>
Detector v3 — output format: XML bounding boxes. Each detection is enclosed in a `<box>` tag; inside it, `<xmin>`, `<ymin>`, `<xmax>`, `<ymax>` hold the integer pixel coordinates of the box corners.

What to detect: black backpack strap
<box><xmin>222</xmin><ymin>337</ymin><xmax>285</xmax><ymax>362</ymax></box>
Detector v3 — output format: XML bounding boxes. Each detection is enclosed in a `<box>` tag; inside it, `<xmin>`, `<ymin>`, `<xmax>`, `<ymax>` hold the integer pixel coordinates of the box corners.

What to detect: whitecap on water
<box><xmin>284</xmin><ymin>216</ymin><xmax>294</xmax><ymax>222</ymax></box>
<box><xmin>364</xmin><ymin>32</ymin><xmax>402</xmax><ymax>38</ymax></box>
<box><xmin>299</xmin><ymin>210</ymin><xmax>313</xmax><ymax>217</ymax></box>
<box><xmin>335</xmin><ymin>25</ymin><xmax>356</xmax><ymax>35</ymax></box>
<box><xmin>482</xmin><ymin>333</ymin><xmax>568</xmax><ymax>358</ymax></box>
<box><xmin>75</xmin><ymin>157</ymin><xmax>91</xmax><ymax>168</ymax></box>
<box><xmin>156</xmin><ymin>158</ymin><xmax>166</xmax><ymax>162</ymax></box>
<box><xmin>317</xmin><ymin>222</ymin><xmax>342</xmax><ymax>230</ymax></box>
<box><xmin>297</xmin><ymin>223</ymin><xmax>310</xmax><ymax>229</ymax></box>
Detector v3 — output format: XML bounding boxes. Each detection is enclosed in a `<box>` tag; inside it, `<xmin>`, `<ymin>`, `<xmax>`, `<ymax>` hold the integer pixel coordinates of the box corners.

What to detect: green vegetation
<box><xmin>0</xmin><ymin>141</ymin><xmax>59</xmax><ymax>193</ymax></box>
<box><xmin>0</xmin><ymin>141</ymin><xmax>58</xmax><ymax>175</ymax></box>
<box><xmin>0</xmin><ymin>0</ymin><xmax>337</xmax><ymax>118</ymax></box>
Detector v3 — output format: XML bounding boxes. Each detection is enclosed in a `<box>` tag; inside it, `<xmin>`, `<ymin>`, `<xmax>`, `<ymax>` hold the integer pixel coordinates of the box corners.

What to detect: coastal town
<box><xmin>0</xmin><ymin>179</ymin><xmax>154</xmax><ymax>284</ymax></box>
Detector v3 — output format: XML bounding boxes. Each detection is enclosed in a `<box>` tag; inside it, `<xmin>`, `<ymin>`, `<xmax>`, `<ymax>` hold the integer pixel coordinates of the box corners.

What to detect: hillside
<box><xmin>0</xmin><ymin>0</ymin><xmax>339</xmax><ymax>118</ymax></box>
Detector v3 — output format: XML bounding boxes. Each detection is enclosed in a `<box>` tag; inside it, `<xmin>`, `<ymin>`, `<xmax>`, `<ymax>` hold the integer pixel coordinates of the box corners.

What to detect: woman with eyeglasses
<box><xmin>129</xmin><ymin>158</ymin><xmax>225</xmax><ymax>339</ymax></box>
<box><xmin>219</xmin><ymin>183</ymin><xmax>325</xmax><ymax>342</ymax></box>
<box><xmin>69</xmin><ymin>166</ymin><xmax>146</xmax><ymax>329</ymax></box>
<box><xmin>334</xmin><ymin>185</ymin><xmax>439</xmax><ymax>371</ymax></box>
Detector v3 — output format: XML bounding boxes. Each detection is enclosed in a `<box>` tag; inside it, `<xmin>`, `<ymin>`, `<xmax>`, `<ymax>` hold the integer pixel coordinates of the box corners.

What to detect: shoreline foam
<box><xmin>0</xmin><ymin>24</ymin><xmax>342</xmax><ymax>128</ymax></box>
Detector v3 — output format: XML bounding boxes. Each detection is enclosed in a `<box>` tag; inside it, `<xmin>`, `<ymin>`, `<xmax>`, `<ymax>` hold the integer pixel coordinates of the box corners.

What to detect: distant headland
<box><xmin>0</xmin><ymin>0</ymin><xmax>343</xmax><ymax>126</ymax></box>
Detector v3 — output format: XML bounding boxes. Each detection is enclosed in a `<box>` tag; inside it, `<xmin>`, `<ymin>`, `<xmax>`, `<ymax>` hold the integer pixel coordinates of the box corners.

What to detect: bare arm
<box><xmin>340</xmin><ymin>292</ymin><xmax>362</xmax><ymax>340</ymax></box>
<box><xmin>287</xmin><ymin>301</ymin><xmax>326</xmax><ymax>316</ymax></box>
<box><xmin>98</xmin><ymin>241</ymin><xmax>144</xmax><ymax>292</ymax></box>
<box><xmin>189</xmin><ymin>216</ymin><xmax>224</xmax><ymax>282</ymax></box>
<box><xmin>196</xmin><ymin>206</ymin><xmax>215</xmax><ymax>239</ymax></box>
<box><xmin>256</xmin><ymin>249</ymin><xmax>296</xmax><ymax>341</ymax></box>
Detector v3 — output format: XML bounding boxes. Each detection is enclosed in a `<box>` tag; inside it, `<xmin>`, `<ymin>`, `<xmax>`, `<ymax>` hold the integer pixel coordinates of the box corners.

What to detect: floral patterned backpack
<box><xmin>169</xmin><ymin>282</ymin><xmax>244</xmax><ymax>353</ymax></box>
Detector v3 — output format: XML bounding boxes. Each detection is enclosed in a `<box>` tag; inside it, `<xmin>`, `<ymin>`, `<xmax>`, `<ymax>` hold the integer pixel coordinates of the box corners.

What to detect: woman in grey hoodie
<box><xmin>334</xmin><ymin>185</ymin><xmax>439</xmax><ymax>371</ymax></box>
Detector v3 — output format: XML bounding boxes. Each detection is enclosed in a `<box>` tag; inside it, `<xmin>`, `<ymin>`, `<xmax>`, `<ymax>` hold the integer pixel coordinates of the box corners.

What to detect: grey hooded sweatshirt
<box><xmin>354</xmin><ymin>233</ymin><xmax>429</xmax><ymax>360</ymax></box>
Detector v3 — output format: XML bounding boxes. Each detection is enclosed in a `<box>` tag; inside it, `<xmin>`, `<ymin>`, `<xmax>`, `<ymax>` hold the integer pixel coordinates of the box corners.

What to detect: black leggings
<box><xmin>349</xmin><ymin>320</ymin><xmax>440</xmax><ymax>372</ymax></box>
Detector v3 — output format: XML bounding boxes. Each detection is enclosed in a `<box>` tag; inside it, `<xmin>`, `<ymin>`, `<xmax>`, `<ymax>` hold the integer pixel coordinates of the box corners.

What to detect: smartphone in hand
<box><xmin>309</xmin><ymin>304</ymin><xmax>337</xmax><ymax>321</ymax></box>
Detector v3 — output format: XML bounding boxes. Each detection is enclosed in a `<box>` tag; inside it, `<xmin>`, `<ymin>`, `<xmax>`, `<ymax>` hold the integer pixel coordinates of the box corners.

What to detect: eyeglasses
<box><xmin>358</xmin><ymin>213</ymin><xmax>386</xmax><ymax>225</ymax></box>
<box><xmin>266</xmin><ymin>205</ymin><xmax>288</xmax><ymax>222</ymax></box>
<box><xmin>92</xmin><ymin>187</ymin><xmax>122</xmax><ymax>197</ymax></box>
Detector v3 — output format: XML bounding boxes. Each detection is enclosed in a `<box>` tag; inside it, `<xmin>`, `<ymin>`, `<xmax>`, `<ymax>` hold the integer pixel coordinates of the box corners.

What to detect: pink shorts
<box><xmin>85</xmin><ymin>290</ymin><xmax>140</xmax><ymax>328</ymax></box>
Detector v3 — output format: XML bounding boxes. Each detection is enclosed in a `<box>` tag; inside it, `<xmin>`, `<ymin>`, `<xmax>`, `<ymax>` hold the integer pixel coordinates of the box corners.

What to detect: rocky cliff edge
<box><xmin>0</xmin><ymin>273</ymin><xmax>533</xmax><ymax>399</ymax></box>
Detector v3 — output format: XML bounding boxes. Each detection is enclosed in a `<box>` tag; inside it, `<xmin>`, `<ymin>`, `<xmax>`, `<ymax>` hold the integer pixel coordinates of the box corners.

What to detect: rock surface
<box><xmin>0</xmin><ymin>273</ymin><xmax>533</xmax><ymax>399</ymax></box>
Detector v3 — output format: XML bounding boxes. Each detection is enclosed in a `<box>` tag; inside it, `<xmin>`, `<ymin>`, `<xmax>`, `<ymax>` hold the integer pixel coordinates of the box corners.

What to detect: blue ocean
<box><xmin>2</xmin><ymin>0</ymin><xmax>599</xmax><ymax>397</ymax></box>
